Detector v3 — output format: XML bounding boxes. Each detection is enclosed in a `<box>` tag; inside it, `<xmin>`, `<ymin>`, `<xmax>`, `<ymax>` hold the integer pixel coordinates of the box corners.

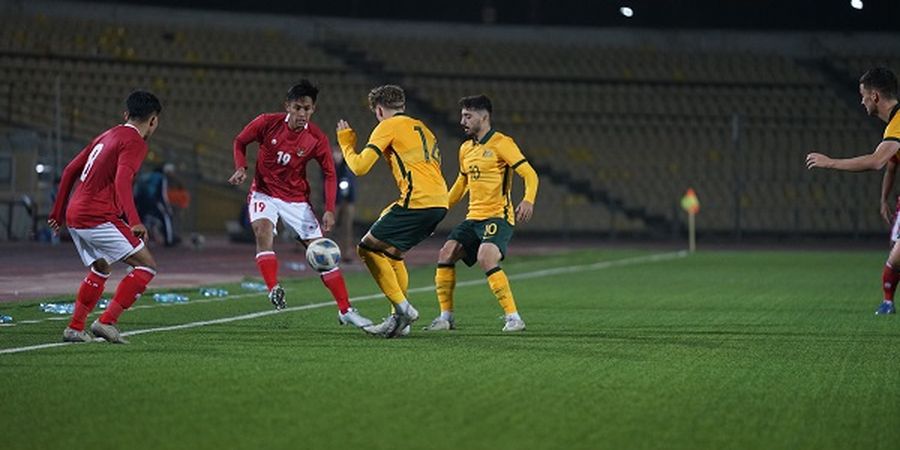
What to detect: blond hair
<box><xmin>368</xmin><ymin>85</ymin><xmax>405</xmax><ymax>111</ymax></box>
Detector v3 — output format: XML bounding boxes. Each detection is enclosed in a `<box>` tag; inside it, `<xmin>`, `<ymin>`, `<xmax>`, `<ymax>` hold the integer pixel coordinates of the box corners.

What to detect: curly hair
<box><xmin>368</xmin><ymin>85</ymin><xmax>405</xmax><ymax>111</ymax></box>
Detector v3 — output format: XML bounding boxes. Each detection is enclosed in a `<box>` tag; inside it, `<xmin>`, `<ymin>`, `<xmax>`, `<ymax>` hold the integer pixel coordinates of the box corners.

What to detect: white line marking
<box><xmin>0</xmin><ymin>251</ymin><xmax>686</xmax><ymax>355</ymax></box>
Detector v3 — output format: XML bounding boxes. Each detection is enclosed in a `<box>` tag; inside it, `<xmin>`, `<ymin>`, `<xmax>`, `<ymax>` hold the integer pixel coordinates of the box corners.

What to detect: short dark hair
<box><xmin>126</xmin><ymin>90</ymin><xmax>162</xmax><ymax>122</ymax></box>
<box><xmin>860</xmin><ymin>67</ymin><xmax>898</xmax><ymax>99</ymax></box>
<box><xmin>459</xmin><ymin>94</ymin><xmax>492</xmax><ymax>115</ymax></box>
<box><xmin>368</xmin><ymin>85</ymin><xmax>405</xmax><ymax>111</ymax></box>
<box><xmin>286</xmin><ymin>80</ymin><xmax>319</xmax><ymax>103</ymax></box>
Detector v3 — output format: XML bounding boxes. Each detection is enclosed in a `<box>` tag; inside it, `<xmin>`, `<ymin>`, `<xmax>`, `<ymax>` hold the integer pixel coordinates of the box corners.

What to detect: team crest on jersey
<box><xmin>271</xmin><ymin>139</ymin><xmax>277</xmax><ymax>145</ymax></box>
<box><xmin>482</xmin><ymin>150</ymin><xmax>493</xmax><ymax>158</ymax></box>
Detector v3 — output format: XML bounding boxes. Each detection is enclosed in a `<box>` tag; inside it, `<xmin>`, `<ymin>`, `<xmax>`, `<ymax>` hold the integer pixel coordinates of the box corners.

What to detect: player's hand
<box><xmin>229</xmin><ymin>167</ymin><xmax>247</xmax><ymax>185</ymax></box>
<box><xmin>131</xmin><ymin>224</ymin><xmax>148</xmax><ymax>240</ymax></box>
<box><xmin>806</xmin><ymin>153</ymin><xmax>833</xmax><ymax>170</ymax></box>
<box><xmin>336</xmin><ymin>120</ymin><xmax>356</xmax><ymax>148</ymax></box>
<box><xmin>47</xmin><ymin>217</ymin><xmax>61</xmax><ymax>234</ymax></box>
<box><xmin>321</xmin><ymin>211</ymin><xmax>335</xmax><ymax>233</ymax></box>
<box><xmin>882</xmin><ymin>200</ymin><xmax>894</xmax><ymax>225</ymax></box>
<box><xmin>516</xmin><ymin>200</ymin><xmax>534</xmax><ymax>223</ymax></box>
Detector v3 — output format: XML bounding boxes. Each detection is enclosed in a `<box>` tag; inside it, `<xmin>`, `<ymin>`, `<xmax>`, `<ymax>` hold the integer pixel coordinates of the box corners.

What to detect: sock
<box><xmin>883</xmin><ymin>263</ymin><xmax>899</xmax><ymax>302</ymax></box>
<box><xmin>255</xmin><ymin>251</ymin><xmax>279</xmax><ymax>290</ymax></box>
<box><xmin>435</xmin><ymin>264</ymin><xmax>456</xmax><ymax>316</ymax></box>
<box><xmin>68</xmin><ymin>268</ymin><xmax>109</xmax><ymax>331</ymax></box>
<box><xmin>486</xmin><ymin>267</ymin><xmax>518</xmax><ymax>315</ymax></box>
<box><xmin>357</xmin><ymin>244</ymin><xmax>406</xmax><ymax>304</ymax></box>
<box><xmin>321</xmin><ymin>267</ymin><xmax>352</xmax><ymax>313</ymax></box>
<box><xmin>388</xmin><ymin>258</ymin><xmax>409</xmax><ymax>297</ymax></box>
<box><xmin>100</xmin><ymin>267</ymin><xmax>156</xmax><ymax>325</ymax></box>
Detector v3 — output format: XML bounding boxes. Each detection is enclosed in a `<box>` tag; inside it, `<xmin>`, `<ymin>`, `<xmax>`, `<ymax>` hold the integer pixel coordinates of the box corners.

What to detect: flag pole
<box><xmin>688</xmin><ymin>211</ymin><xmax>696</xmax><ymax>253</ymax></box>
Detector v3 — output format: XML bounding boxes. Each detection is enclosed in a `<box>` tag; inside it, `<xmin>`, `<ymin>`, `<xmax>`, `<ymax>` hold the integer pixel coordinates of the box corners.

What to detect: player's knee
<box><xmin>438</xmin><ymin>245</ymin><xmax>456</xmax><ymax>264</ymax></box>
<box><xmin>476</xmin><ymin>247</ymin><xmax>501</xmax><ymax>270</ymax></box>
<box><xmin>91</xmin><ymin>259</ymin><xmax>111</xmax><ymax>274</ymax></box>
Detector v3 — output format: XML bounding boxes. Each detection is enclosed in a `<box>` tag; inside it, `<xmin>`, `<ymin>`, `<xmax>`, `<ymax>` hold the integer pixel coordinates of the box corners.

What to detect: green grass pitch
<box><xmin>1</xmin><ymin>249</ymin><xmax>899</xmax><ymax>450</ymax></box>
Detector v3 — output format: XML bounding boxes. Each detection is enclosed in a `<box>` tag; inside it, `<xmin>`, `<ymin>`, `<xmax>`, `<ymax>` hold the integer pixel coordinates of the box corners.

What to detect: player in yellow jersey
<box><xmin>806</xmin><ymin>67</ymin><xmax>900</xmax><ymax>315</ymax></box>
<box><xmin>423</xmin><ymin>95</ymin><xmax>539</xmax><ymax>332</ymax></box>
<box><xmin>336</xmin><ymin>85</ymin><xmax>449</xmax><ymax>337</ymax></box>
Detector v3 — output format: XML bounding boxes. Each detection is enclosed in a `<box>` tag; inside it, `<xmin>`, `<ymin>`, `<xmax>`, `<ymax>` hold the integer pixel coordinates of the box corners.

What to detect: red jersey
<box><xmin>50</xmin><ymin>124</ymin><xmax>147</xmax><ymax>229</ymax></box>
<box><xmin>233</xmin><ymin>113</ymin><xmax>336</xmax><ymax>210</ymax></box>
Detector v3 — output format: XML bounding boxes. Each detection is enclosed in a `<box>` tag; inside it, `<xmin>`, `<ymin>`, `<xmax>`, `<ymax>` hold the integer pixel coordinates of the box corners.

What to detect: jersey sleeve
<box><xmin>497</xmin><ymin>138</ymin><xmax>538</xmax><ymax>204</ymax></box>
<box><xmin>233</xmin><ymin>114</ymin><xmax>269</xmax><ymax>170</ymax></box>
<box><xmin>337</xmin><ymin>128</ymin><xmax>380</xmax><ymax>176</ymax></box>
<box><xmin>314</xmin><ymin>133</ymin><xmax>338</xmax><ymax>212</ymax></box>
<box><xmin>447</xmin><ymin>173</ymin><xmax>468</xmax><ymax>210</ymax></box>
<box><xmin>885</xmin><ymin>118</ymin><xmax>900</xmax><ymax>143</ymax></box>
<box><xmin>49</xmin><ymin>142</ymin><xmax>93</xmax><ymax>223</ymax></box>
<box><xmin>115</xmin><ymin>138</ymin><xmax>148</xmax><ymax>226</ymax></box>
<box><xmin>366</xmin><ymin>120</ymin><xmax>395</xmax><ymax>156</ymax></box>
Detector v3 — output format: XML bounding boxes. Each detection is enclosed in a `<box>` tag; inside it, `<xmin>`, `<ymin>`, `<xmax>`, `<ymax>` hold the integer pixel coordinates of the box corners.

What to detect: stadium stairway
<box><xmin>311</xmin><ymin>37</ymin><xmax>665</xmax><ymax>236</ymax></box>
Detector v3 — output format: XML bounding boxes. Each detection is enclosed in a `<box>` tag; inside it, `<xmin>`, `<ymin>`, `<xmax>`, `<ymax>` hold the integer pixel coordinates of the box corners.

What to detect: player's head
<box><xmin>124</xmin><ymin>90</ymin><xmax>162</xmax><ymax>139</ymax></box>
<box><xmin>368</xmin><ymin>85</ymin><xmax>405</xmax><ymax>122</ymax></box>
<box><xmin>459</xmin><ymin>94</ymin><xmax>492</xmax><ymax>138</ymax></box>
<box><xmin>285</xmin><ymin>80</ymin><xmax>318</xmax><ymax>131</ymax></box>
<box><xmin>859</xmin><ymin>67</ymin><xmax>898</xmax><ymax>116</ymax></box>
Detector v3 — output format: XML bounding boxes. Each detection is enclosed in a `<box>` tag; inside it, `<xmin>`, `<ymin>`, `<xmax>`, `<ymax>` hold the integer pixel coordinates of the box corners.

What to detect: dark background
<box><xmin>59</xmin><ymin>0</ymin><xmax>899</xmax><ymax>31</ymax></box>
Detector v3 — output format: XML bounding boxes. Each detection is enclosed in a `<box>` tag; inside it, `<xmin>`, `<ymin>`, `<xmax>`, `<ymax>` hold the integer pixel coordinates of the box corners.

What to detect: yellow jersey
<box><xmin>338</xmin><ymin>114</ymin><xmax>448</xmax><ymax>209</ymax></box>
<box><xmin>450</xmin><ymin>129</ymin><xmax>538</xmax><ymax>225</ymax></box>
<box><xmin>885</xmin><ymin>103</ymin><xmax>900</xmax><ymax>142</ymax></box>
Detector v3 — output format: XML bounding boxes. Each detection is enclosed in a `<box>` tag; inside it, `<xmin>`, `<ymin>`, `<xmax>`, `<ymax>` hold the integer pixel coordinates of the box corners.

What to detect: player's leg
<box><xmin>355</xmin><ymin>233</ymin><xmax>413</xmax><ymax>337</ymax></box>
<box><xmin>478</xmin><ymin>244</ymin><xmax>524</xmax><ymax>332</ymax></box>
<box><xmin>91</xmin><ymin>224</ymin><xmax>158</xmax><ymax>344</ymax></box>
<box><xmin>249</xmin><ymin>193</ymin><xmax>285</xmax><ymax>309</ymax></box>
<box><xmin>359</xmin><ymin>206</ymin><xmax>447</xmax><ymax>337</ymax></box>
<box><xmin>878</xmin><ymin>240</ymin><xmax>900</xmax><ymax>315</ymax></box>
<box><xmin>357</xmin><ymin>232</ymin><xmax>408</xmax><ymax>305</ymax></box>
<box><xmin>424</xmin><ymin>239</ymin><xmax>465</xmax><ymax>331</ymax></box>
<box><xmin>63</xmin><ymin>229</ymin><xmax>112</xmax><ymax>342</ymax></box>
<box><xmin>476</xmin><ymin>220</ymin><xmax>523</xmax><ymax>331</ymax></box>
<box><xmin>68</xmin><ymin>259</ymin><xmax>110</xmax><ymax>332</ymax></box>
<box><xmin>288</xmin><ymin>202</ymin><xmax>373</xmax><ymax>329</ymax></box>
<box><xmin>878</xmin><ymin>215</ymin><xmax>900</xmax><ymax>315</ymax></box>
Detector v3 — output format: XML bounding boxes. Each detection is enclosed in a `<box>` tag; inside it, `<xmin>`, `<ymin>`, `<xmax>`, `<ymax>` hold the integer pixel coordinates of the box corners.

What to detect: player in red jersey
<box><xmin>229</xmin><ymin>80</ymin><xmax>373</xmax><ymax>330</ymax></box>
<box><xmin>806</xmin><ymin>67</ymin><xmax>900</xmax><ymax>315</ymax></box>
<box><xmin>48</xmin><ymin>91</ymin><xmax>162</xmax><ymax>344</ymax></box>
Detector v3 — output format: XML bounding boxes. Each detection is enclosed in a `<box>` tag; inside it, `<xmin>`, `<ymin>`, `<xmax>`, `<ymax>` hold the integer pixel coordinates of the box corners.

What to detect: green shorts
<box><xmin>369</xmin><ymin>205</ymin><xmax>447</xmax><ymax>252</ymax></box>
<box><xmin>447</xmin><ymin>218</ymin><xmax>514</xmax><ymax>267</ymax></box>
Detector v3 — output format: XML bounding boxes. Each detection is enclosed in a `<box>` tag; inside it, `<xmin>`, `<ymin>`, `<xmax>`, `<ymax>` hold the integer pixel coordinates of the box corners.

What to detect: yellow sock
<box><xmin>357</xmin><ymin>245</ymin><xmax>405</xmax><ymax>305</ymax></box>
<box><xmin>486</xmin><ymin>267</ymin><xmax>517</xmax><ymax>315</ymax></box>
<box><xmin>387</xmin><ymin>257</ymin><xmax>409</xmax><ymax>315</ymax></box>
<box><xmin>435</xmin><ymin>264</ymin><xmax>456</xmax><ymax>313</ymax></box>
<box><xmin>388</xmin><ymin>258</ymin><xmax>409</xmax><ymax>297</ymax></box>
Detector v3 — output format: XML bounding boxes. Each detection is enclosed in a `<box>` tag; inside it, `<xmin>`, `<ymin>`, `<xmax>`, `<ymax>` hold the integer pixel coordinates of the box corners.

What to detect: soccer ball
<box><xmin>306</xmin><ymin>238</ymin><xmax>341</xmax><ymax>272</ymax></box>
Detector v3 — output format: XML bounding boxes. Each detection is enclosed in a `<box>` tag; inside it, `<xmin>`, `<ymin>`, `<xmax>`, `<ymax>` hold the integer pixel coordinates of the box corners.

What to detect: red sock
<box><xmin>100</xmin><ymin>267</ymin><xmax>155</xmax><ymax>325</ymax></box>
<box><xmin>256</xmin><ymin>251</ymin><xmax>279</xmax><ymax>290</ymax></box>
<box><xmin>883</xmin><ymin>263</ymin><xmax>899</xmax><ymax>302</ymax></box>
<box><xmin>68</xmin><ymin>269</ymin><xmax>109</xmax><ymax>331</ymax></box>
<box><xmin>321</xmin><ymin>267</ymin><xmax>351</xmax><ymax>313</ymax></box>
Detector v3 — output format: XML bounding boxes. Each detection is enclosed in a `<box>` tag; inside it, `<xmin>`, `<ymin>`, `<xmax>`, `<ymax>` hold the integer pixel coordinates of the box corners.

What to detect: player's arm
<box><xmin>314</xmin><ymin>136</ymin><xmax>338</xmax><ymax>232</ymax></box>
<box><xmin>48</xmin><ymin>143</ymin><xmax>92</xmax><ymax>232</ymax></box>
<box><xmin>230</xmin><ymin>115</ymin><xmax>266</xmax><ymax>184</ymax></box>
<box><xmin>498</xmin><ymin>140</ymin><xmax>539</xmax><ymax>223</ymax></box>
<box><xmin>806</xmin><ymin>140</ymin><xmax>900</xmax><ymax>172</ymax></box>
<box><xmin>336</xmin><ymin>120</ymin><xmax>381</xmax><ymax>176</ymax></box>
<box><xmin>882</xmin><ymin>157</ymin><xmax>899</xmax><ymax>224</ymax></box>
<box><xmin>116</xmin><ymin>141</ymin><xmax>148</xmax><ymax>237</ymax></box>
<box><xmin>448</xmin><ymin>173</ymin><xmax>469</xmax><ymax>210</ymax></box>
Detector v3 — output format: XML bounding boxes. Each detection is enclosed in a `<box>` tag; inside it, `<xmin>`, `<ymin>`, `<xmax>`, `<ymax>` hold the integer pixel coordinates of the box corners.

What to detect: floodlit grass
<box><xmin>1</xmin><ymin>249</ymin><xmax>898</xmax><ymax>450</ymax></box>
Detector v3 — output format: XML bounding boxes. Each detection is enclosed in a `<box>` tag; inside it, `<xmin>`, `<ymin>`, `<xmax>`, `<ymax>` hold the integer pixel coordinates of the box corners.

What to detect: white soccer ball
<box><xmin>306</xmin><ymin>238</ymin><xmax>341</xmax><ymax>272</ymax></box>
